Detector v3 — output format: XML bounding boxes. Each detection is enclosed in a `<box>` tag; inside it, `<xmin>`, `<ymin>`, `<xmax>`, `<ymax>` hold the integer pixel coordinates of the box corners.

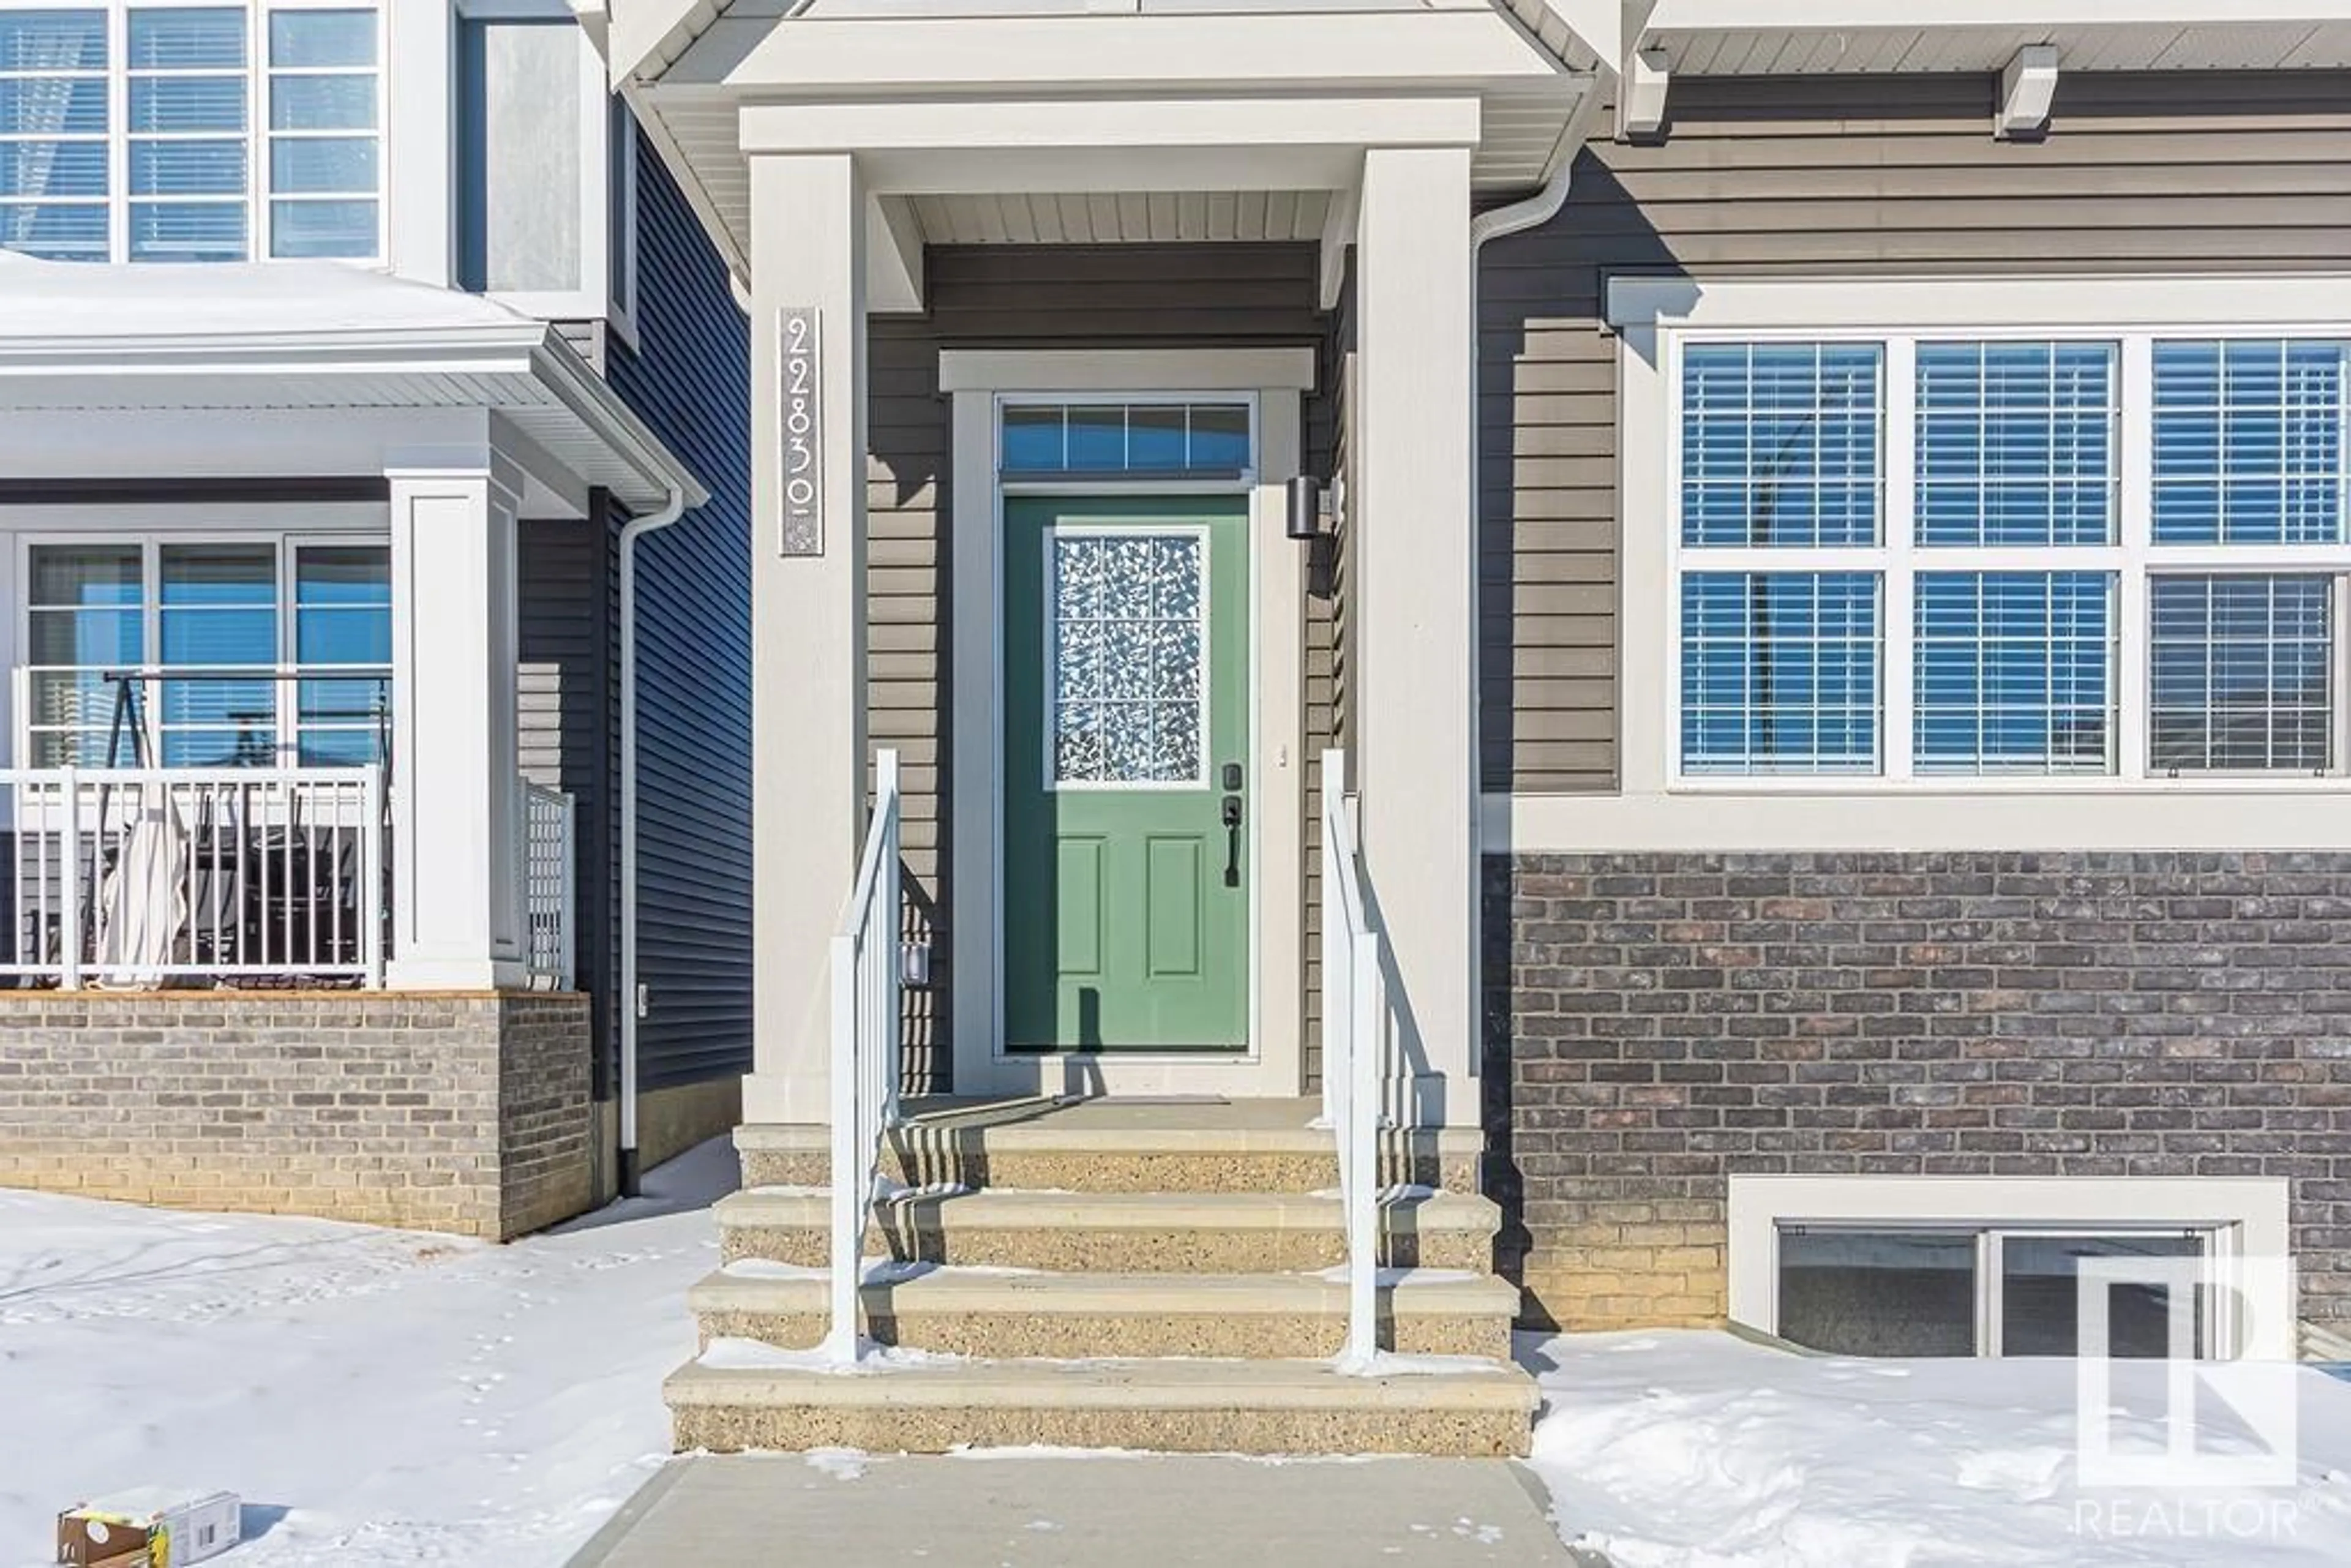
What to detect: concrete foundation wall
<box><xmin>0</xmin><ymin>991</ymin><xmax>593</xmax><ymax>1240</ymax></box>
<box><xmin>1487</xmin><ymin>853</ymin><xmax>2351</xmax><ymax>1331</ymax></box>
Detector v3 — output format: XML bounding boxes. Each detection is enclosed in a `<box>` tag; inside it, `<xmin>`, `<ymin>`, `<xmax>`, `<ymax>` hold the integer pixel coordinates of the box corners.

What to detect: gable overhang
<box><xmin>591</xmin><ymin>2</ymin><xmax>1627</xmax><ymax>303</ymax></box>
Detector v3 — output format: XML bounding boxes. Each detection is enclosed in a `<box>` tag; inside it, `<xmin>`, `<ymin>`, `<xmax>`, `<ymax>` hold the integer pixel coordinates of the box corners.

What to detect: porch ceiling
<box><xmin>907</xmin><ymin>190</ymin><xmax>1335</xmax><ymax>248</ymax></box>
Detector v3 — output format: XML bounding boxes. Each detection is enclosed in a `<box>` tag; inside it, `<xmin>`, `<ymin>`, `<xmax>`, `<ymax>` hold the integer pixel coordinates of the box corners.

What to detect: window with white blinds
<box><xmin>1673</xmin><ymin>332</ymin><xmax>2351</xmax><ymax>784</ymax></box>
<box><xmin>0</xmin><ymin>2</ymin><xmax>379</xmax><ymax>264</ymax></box>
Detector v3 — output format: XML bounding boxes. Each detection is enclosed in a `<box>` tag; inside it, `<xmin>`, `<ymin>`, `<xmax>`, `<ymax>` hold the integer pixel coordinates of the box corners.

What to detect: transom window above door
<box><xmin>1001</xmin><ymin>399</ymin><xmax>1253</xmax><ymax>479</ymax></box>
<box><xmin>22</xmin><ymin>536</ymin><xmax>390</xmax><ymax>767</ymax></box>
<box><xmin>0</xmin><ymin>2</ymin><xmax>383</xmax><ymax>263</ymax></box>
<box><xmin>1672</xmin><ymin>334</ymin><xmax>2351</xmax><ymax>783</ymax></box>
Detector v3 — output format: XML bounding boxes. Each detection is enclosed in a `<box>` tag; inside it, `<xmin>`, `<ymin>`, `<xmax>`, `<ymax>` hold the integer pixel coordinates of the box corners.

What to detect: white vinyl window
<box><xmin>0</xmin><ymin>0</ymin><xmax>380</xmax><ymax>264</ymax></box>
<box><xmin>1671</xmin><ymin>332</ymin><xmax>2351</xmax><ymax>784</ymax></box>
<box><xmin>20</xmin><ymin>535</ymin><xmax>390</xmax><ymax>767</ymax></box>
<box><xmin>1727</xmin><ymin>1174</ymin><xmax>2293</xmax><ymax>1361</ymax></box>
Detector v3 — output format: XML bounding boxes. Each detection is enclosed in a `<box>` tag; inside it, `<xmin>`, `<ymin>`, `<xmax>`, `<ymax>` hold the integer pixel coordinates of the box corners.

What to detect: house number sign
<box><xmin>779</xmin><ymin>307</ymin><xmax>822</xmax><ymax>556</ymax></box>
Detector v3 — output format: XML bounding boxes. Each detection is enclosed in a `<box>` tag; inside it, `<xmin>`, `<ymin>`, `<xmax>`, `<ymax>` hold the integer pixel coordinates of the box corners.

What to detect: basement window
<box><xmin>1726</xmin><ymin>1174</ymin><xmax>2292</xmax><ymax>1360</ymax></box>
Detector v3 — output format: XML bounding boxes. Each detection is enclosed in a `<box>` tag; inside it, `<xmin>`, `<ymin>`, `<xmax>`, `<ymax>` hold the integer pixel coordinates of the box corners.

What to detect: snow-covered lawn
<box><xmin>0</xmin><ymin>1141</ymin><xmax>730</xmax><ymax>1567</ymax></box>
<box><xmin>1524</xmin><ymin>1329</ymin><xmax>2351</xmax><ymax>1567</ymax></box>
<box><xmin>16</xmin><ymin>1161</ymin><xmax>2351</xmax><ymax>1568</ymax></box>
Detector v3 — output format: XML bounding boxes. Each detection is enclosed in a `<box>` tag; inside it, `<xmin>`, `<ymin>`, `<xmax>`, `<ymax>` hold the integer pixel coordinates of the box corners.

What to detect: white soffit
<box><xmin>909</xmin><ymin>190</ymin><xmax>1335</xmax><ymax>247</ymax></box>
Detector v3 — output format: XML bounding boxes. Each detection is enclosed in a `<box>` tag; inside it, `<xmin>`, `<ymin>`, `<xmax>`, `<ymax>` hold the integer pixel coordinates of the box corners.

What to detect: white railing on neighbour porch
<box><xmin>825</xmin><ymin>748</ymin><xmax>904</xmax><ymax>1364</ymax></box>
<box><xmin>1320</xmin><ymin>748</ymin><xmax>1387</xmax><ymax>1371</ymax></box>
<box><xmin>0</xmin><ymin>767</ymin><xmax>384</xmax><ymax>989</ymax></box>
<box><xmin>522</xmin><ymin>782</ymin><xmax>577</xmax><ymax>990</ymax></box>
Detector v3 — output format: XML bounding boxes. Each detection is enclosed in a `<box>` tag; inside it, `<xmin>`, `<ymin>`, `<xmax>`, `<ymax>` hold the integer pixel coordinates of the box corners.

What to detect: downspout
<box><xmin>618</xmin><ymin>482</ymin><xmax>688</xmax><ymax>1196</ymax></box>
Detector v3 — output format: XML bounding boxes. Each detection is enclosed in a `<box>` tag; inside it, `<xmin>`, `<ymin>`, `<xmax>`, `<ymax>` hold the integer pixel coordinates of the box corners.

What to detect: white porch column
<box><xmin>385</xmin><ymin>457</ymin><xmax>527</xmax><ymax>989</ymax></box>
<box><xmin>1352</xmin><ymin>144</ymin><xmax>1479</xmax><ymax>1126</ymax></box>
<box><xmin>743</xmin><ymin>152</ymin><xmax>869</xmax><ymax>1124</ymax></box>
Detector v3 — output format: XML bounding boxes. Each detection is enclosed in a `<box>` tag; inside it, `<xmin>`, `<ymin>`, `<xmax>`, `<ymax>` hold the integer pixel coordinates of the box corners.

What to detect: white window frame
<box><xmin>460</xmin><ymin>9</ymin><xmax>617</xmax><ymax>327</ymax></box>
<box><xmin>1614</xmin><ymin>276</ymin><xmax>2351</xmax><ymax>800</ymax></box>
<box><xmin>606</xmin><ymin>88</ymin><xmax>639</xmax><ymax>348</ymax></box>
<box><xmin>1727</xmin><ymin>1173</ymin><xmax>2294</xmax><ymax>1361</ymax></box>
<box><xmin>0</xmin><ymin>0</ymin><xmax>386</xmax><ymax>265</ymax></box>
<box><xmin>13</xmin><ymin>525</ymin><xmax>391</xmax><ymax>768</ymax></box>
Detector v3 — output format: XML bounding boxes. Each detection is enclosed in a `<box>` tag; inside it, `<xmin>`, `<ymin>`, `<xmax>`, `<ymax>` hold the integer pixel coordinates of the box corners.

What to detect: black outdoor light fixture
<box><xmin>1286</xmin><ymin>474</ymin><xmax>1322</xmax><ymax>542</ymax></box>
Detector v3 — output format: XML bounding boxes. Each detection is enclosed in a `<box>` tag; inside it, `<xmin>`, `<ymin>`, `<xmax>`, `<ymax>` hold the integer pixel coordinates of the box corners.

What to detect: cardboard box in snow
<box><xmin>55</xmin><ymin>1489</ymin><xmax>240</xmax><ymax>1567</ymax></box>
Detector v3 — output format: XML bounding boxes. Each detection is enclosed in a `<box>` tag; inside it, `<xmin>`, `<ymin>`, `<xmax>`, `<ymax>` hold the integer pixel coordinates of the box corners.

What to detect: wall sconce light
<box><xmin>1286</xmin><ymin>475</ymin><xmax>1323</xmax><ymax>542</ymax></box>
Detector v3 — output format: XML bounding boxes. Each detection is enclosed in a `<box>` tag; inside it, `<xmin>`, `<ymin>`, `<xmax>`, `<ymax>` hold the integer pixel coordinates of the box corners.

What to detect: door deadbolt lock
<box><xmin>1221</xmin><ymin>762</ymin><xmax>1245</xmax><ymax>792</ymax></box>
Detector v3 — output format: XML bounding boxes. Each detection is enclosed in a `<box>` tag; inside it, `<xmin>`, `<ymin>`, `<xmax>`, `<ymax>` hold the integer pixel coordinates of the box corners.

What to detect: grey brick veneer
<box><xmin>0</xmin><ymin>991</ymin><xmax>593</xmax><ymax>1239</ymax></box>
<box><xmin>1485</xmin><ymin>852</ymin><xmax>2351</xmax><ymax>1330</ymax></box>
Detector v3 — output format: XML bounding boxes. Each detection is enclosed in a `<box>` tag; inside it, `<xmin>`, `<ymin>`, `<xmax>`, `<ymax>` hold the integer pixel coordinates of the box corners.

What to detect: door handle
<box><xmin>1221</xmin><ymin>793</ymin><xmax>1243</xmax><ymax>887</ymax></box>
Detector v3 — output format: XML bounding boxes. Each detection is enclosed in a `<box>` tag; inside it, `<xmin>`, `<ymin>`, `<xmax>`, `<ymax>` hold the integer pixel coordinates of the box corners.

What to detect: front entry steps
<box><xmin>665</xmin><ymin>1097</ymin><xmax>1537</xmax><ymax>1458</ymax></box>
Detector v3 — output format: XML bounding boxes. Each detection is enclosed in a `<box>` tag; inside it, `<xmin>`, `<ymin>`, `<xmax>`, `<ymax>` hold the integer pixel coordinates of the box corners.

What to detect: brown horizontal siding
<box><xmin>1480</xmin><ymin>69</ymin><xmax>2351</xmax><ymax>795</ymax></box>
<box><xmin>872</xmin><ymin>244</ymin><xmax>1330</xmax><ymax>1092</ymax></box>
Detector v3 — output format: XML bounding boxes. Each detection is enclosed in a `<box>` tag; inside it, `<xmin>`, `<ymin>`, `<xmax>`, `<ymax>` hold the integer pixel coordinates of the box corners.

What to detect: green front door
<box><xmin>1003</xmin><ymin>495</ymin><xmax>1250</xmax><ymax>1052</ymax></box>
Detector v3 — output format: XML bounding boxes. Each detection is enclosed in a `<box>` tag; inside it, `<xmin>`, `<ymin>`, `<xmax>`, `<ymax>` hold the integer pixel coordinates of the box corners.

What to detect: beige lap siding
<box><xmin>1479</xmin><ymin>69</ymin><xmax>2351</xmax><ymax>797</ymax></box>
<box><xmin>0</xmin><ymin>992</ymin><xmax>593</xmax><ymax>1240</ymax></box>
<box><xmin>1480</xmin><ymin>70</ymin><xmax>2351</xmax><ymax>1330</ymax></box>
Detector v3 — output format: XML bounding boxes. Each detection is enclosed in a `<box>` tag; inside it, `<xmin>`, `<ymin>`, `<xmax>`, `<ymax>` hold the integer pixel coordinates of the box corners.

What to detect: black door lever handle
<box><xmin>1221</xmin><ymin>794</ymin><xmax>1243</xmax><ymax>887</ymax></box>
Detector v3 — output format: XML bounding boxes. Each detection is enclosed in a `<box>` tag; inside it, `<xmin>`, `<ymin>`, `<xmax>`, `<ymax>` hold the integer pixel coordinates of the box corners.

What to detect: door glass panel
<box><xmin>1050</xmin><ymin>531</ymin><xmax>1207</xmax><ymax>786</ymax></box>
<box><xmin>2002</xmin><ymin>1234</ymin><xmax>2204</xmax><ymax>1358</ymax></box>
<box><xmin>1777</xmin><ymin>1229</ymin><xmax>1978</xmax><ymax>1356</ymax></box>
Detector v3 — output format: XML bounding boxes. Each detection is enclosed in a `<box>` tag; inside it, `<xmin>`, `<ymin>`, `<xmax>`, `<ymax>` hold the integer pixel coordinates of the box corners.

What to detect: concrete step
<box><xmin>688</xmin><ymin>1264</ymin><xmax>1520</xmax><ymax>1359</ymax></box>
<box><xmin>715</xmin><ymin>1187</ymin><xmax>1500</xmax><ymax>1275</ymax></box>
<box><xmin>736</xmin><ymin>1109</ymin><xmax>1482</xmax><ymax>1195</ymax></box>
<box><xmin>665</xmin><ymin>1352</ymin><xmax>1539</xmax><ymax>1458</ymax></box>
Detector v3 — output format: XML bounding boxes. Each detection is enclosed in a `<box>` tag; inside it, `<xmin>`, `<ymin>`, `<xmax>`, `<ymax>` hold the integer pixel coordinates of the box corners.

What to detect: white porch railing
<box><xmin>521</xmin><ymin>782</ymin><xmax>577</xmax><ymax>990</ymax></box>
<box><xmin>0</xmin><ymin>766</ymin><xmax>384</xmax><ymax>988</ymax></box>
<box><xmin>1319</xmin><ymin>747</ymin><xmax>1388</xmax><ymax>1371</ymax></box>
<box><xmin>825</xmin><ymin>749</ymin><xmax>904</xmax><ymax>1364</ymax></box>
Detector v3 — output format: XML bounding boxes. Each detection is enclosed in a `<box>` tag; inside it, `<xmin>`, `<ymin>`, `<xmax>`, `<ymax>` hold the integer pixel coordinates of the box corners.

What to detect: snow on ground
<box><xmin>1523</xmin><ymin>1329</ymin><xmax>2351</xmax><ymax>1567</ymax></box>
<box><xmin>0</xmin><ymin>1139</ymin><xmax>733</xmax><ymax>1567</ymax></box>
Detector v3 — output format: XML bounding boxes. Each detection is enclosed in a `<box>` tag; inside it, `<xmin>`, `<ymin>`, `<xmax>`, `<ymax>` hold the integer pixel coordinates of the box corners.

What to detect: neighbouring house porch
<box><xmin>0</xmin><ymin>255</ymin><xmax>706</xmax><ymax>1236</ymax></box>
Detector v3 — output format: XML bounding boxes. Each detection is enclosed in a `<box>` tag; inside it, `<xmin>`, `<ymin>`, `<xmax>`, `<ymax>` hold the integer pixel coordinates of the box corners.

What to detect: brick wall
<box><xmin>0</xmin><ymin>991</ymin><xmax>593</xmax><ymax>1240</ymax></box>
<box><xmin>1487</xmin><ymin>852</ymin><xmax>2351</xmax><ymax>1331</ymax></box>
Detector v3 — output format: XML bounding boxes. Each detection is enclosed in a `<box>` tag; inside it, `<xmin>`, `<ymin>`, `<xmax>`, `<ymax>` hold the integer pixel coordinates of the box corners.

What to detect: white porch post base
<box><xmin>1352</xmin><ymin>144</ymin><xmax>1481</xmax><ymax>1128</ymax></box>
<box><xmin>749</xmin><ymin>151</ymin><xmax>871</xmax><ymax>1125</ymax></box>
<box><xmin>386</xmin><ymin>457</ymin><xmax>528</xmax><ymax>992</ymax></box>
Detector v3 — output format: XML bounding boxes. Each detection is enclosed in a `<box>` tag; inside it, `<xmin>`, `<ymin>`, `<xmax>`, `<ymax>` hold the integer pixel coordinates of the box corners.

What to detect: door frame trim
<box><xmin>945</xmin><ymin>347</ymin><xmax>1316</xmax><ymax>1098</ymax></box>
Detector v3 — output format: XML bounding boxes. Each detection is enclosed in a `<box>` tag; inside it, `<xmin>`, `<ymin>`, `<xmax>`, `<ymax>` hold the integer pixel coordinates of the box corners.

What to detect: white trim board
<box><xmin>940</xmin><ymin>349</ymin><xmax>1317</xmax><ymax>396</ymax></box>
<box><xmin>1608</xmin><ymin>274</ymin><xmax>2351</xmax><ymax>332</ymax></box>
<box><xmin>1725</xmin><ymin>1173</ymin><xmax>2295</xmax><ymax>1362</ymax></box>
<box><xmin>948</xmin><ymin>350</ymin><xmax>1310</xmax><ymax>1099</ymax></box>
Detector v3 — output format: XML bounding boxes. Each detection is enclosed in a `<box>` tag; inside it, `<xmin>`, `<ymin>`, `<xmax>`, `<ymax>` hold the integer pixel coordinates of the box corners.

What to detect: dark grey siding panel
<box><xmin>874</xmin><ymin>243</ymin><xmax>1331</xmax><ymax>1092</ymax></box>
<box><xmin>517</xmin><ymin>508</ymin><xmax>620</xmax><ymax>1097</ymax></box>
<box><xmin>606</xmin><ymin>119</ymin><xmax>755</xmax><ymax>1090</ymax></box>
<box><xmin>1480</xmin><ymin>69</ymin><xmax>2351</xmax><ymax>795</ymax></box>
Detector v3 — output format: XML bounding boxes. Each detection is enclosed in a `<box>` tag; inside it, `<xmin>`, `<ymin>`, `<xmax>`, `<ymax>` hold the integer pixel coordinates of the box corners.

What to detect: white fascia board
<box><xmin>672</xmin><ymin>10</ymin><xmax>1561</xmax><ymax>91</ymax></box>
<box><xmin>1608</xmin><ymin>273</ymin><xmax>2351</xmax><ymax>332</ymax></box>
<box><xmin>602</xmin><ymin>0</ymin><xmax>725</xmax><ymax>84</ymax></box>
<box><xmin>1648</xmin><ymin>0</ymin><xmax>2346</xmax><ymax>28</ymax></box>
<box><xmin>858</xmin><ymin>146</ymin><xmax>1363</xmax><ymax>197</ymax></box>
<box><xmin>738</xmin><ymin>96</ymin><xmax>1485</xmax><ymax>156</ymax></box>
<box><xmin>527</xmin><ymin>340</ymin><xmax>711</xmax><ymax>511</ymax></box>
<box><xmin>0</xmin><ymin>324</ymin><xmax>547</xmax><ymax>378</ymax></box>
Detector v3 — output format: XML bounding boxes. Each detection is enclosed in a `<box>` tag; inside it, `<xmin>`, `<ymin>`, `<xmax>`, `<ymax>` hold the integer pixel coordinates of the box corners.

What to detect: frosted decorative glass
<box><xmin>1051</xmin><ymin>532</ymin><xmax>1207</xmax><ymax>785</ymax></box>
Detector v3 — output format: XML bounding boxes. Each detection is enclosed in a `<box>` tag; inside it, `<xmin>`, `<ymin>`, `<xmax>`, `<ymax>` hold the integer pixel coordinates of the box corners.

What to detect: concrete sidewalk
<box><xmin>569</xmin><ymin>1452</ymin><xmax>1597</xmax><ymax>1566</ymax></box>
